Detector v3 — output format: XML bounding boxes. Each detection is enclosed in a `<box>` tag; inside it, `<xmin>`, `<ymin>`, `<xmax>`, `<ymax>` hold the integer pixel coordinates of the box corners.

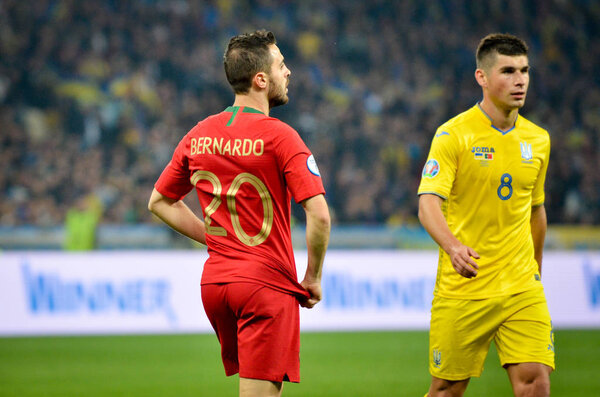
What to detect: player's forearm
<box><xmin>302</xmin><ymin>195</ymin><xmax>331</xmax><ymax>281</ymax></box>
<box><xmin>418</xmin><ymin>194</ymin><xmax>462</xmax><ymax>255</ymax></box>
<box><xmin>530</xmin><ymin>204</ymin><xmax>547</xmax><ymax>274</ymax></box>
<box><xmin>305</xmin><ymin>228</ymin><xmax>328</xmax><ymax>282</ymax></box>
<box><xmin>148</xmin><ymin>189</ymin><xmax>207</xmax><ymax>245</ymax></box>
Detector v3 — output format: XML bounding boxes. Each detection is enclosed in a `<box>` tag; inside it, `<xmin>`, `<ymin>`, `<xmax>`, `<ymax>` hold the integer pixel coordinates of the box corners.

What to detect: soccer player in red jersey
<box><xmin>148</xmin><ymin>30</ymin><xmax>330</xmax><ymax>397</ymax></box>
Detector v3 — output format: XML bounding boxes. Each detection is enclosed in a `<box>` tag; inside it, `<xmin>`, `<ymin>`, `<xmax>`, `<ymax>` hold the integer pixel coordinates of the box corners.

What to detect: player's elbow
<box><xmin>147</xmin><ymin>200</ymin><xmax>158</xmax><ymax>216</ymax></box>
<box><xmin>308</xmin><ymin>207</ymin><xmax>331</xmax><ymax>238</ymax></box>
<box><xmin>147</xmin><ymin>189</ymin><xmax>163</xmax><ymax>215</ymax></box>
<box><xmin>417</xmin><ymin>194</ymin><xmax>440</xmax><ymax>226</ymax></box>
<box><xmin>147</xmin><ymin>199</ymin><xmax>156</xmax><ymax>214</ymax></box>
<box><xmin>417</xmin><ymin>200</ymin><xmax>427</xmax><ymax>226</ymax></box>
<box><xmin>316</xmin><ymin>210</ymin><xmax>331</xmax><ymax>232</ymax></box>
<box><xmin>314</xmin><ymin>203</ymin><xmax>331</xmax><ymax>230</ymax></box>
<box><xmin>303</xmin><ymin>195</ymin><xmax>331</xmax><ymax>231</ymax></box>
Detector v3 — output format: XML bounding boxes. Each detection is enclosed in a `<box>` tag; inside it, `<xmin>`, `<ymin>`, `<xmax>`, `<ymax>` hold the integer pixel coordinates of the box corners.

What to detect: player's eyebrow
<box><xmin>500</xmin><ymin>65</ymin><xmax>529</xmax><ymax>73</ymax></box>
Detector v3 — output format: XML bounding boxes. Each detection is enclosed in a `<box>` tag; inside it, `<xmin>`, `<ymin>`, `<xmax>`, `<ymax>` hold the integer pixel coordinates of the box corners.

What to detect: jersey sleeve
<box><xmin>531</xmin><ymin>132</ymin><xmax>550</xmax><ymax>206</ymax></box>
<box><xmin>272</xmin><ymin>122</ymin><xmax>325</xmax><ymax>203</ymax></box>
<box><xmin>154</xmin><ymin>136</ymin><xmax>193</xmax><ymax>200</ymax></box>
<box><xmin>417</xmin><ymin>128</ymin><xmax>459</xmax><ymax>199</ymax></box>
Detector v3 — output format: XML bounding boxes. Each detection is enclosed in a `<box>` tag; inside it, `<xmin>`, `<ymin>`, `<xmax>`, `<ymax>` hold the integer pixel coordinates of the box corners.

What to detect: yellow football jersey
<box><xmin>418</xmin><ymin>105</ymin><xmax>550</xmax><ymax>299</ymax></box>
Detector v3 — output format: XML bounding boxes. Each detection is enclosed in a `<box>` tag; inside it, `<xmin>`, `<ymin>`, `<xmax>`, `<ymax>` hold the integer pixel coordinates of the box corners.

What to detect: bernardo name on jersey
<box><xmin>418</xmin><ymin>104</ymin><xmax>550</xmax><ymax>299</ymax></box>
<box><xmin>190</xmin><ymin>137</ymin><xmax>265</xmax><ymax>157</ymax></box>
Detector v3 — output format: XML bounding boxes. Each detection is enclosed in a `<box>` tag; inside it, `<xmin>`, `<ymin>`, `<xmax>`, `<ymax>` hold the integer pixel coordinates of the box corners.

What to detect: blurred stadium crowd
<box><xmin>1</xmin><ymin>0</ymin><xmax>599</xmax><ymax>227</ymax></box>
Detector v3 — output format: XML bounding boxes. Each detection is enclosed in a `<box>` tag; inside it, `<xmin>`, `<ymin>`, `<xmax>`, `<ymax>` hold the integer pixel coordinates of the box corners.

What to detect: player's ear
<box><xmin>253</xmin><ymin>72</ymin><xmax>268</xmax><ymax>90</ymax></box>
<box><xmin>475</xmin><ymin>68</ymin><xmax>487</xmax><ymax>88</ymax></box>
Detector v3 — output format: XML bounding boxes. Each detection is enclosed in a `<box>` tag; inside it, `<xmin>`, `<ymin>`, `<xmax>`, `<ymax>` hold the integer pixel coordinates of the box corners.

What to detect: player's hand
<box><xmin>448</xmin><ymin>244</ymin><xmax>480</xmax><ymax>278</ymax></box>
<box><xmin>300</xmin><ymin>279</ymin><xmax>322</xmax><ymax>309</ymax></box>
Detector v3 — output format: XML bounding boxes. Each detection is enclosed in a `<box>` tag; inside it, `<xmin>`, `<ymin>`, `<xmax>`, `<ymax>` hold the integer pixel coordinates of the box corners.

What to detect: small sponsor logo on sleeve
<box><xmin>307</xmin><ymin>155</ymin><xmax>321</xmax><ymax>176</ymax></box>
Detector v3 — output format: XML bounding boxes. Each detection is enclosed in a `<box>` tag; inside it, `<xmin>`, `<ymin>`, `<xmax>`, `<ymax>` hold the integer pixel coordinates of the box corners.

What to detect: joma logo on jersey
<box><xmin>472</xmin><ymin>146</ymin><xmax>495</xmax><ymax>160</ymax></box>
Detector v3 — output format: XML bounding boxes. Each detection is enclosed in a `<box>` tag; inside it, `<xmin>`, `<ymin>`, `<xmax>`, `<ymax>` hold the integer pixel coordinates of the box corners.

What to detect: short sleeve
<box><xmin>531</xmin><ymin>133</ymin><xmax>550</xmax><ymax>206</ymax></box>
<box><xmin>417</xmin><ymin>128</ymin><xmax>459</xmax><ymax>199</ymax></box>
<box><xmin>273</xmin><ymin>123</ymin><xmax>325</xmax><ymax>203</ymax></box>
<box><xmin>155</xmin><ymin>137</ymin><xmax>194</xmax><ymax>200</ymax></box>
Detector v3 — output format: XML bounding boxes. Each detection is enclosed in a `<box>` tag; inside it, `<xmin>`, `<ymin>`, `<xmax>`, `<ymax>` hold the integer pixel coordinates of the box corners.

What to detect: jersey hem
<box><xmin>499</xmin><ymin>357</ymin><xmax>555</xmax><ymax>370</ymax></box>
<box><xmin>417</xmin><ymin>191</ymin><xmax>448</xmax><ymax>200</ymax></box>
<box><xmin>201</xmin><ymin>278</ymin><xmax>310</xmax><ymax>299</ymax></box>
<box><xmin>433</xmin><ymin>283</ymin><xmax>543</xmax><ymax>300</ymax></box>
<box><xmin>294</xmin><ymin>190</ymin><xmax>325</xmax><ymax>204</ymax></box>
<box><xmin>430</xmin><ymin>368</ymin><xmax>483</xmax><ymax>380</ymax></box>
<box><xmin>154</xmin><ymin>183</ymin><xmax>186</xmax><ymax>201</ymax></box>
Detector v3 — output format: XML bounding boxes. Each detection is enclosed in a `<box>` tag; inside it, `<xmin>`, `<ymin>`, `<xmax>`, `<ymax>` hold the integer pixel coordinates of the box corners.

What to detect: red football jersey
<box><xmin>155</xmin><ymin>106</ymin><xmax>325</xmax><ymax>296</ymax></box>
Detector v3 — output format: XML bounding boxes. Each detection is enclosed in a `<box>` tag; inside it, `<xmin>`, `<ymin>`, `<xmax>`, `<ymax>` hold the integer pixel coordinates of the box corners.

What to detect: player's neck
<box><xmin>478</xmin><ymin>100</ymin><xmax>519</xmax><ymax>132</ymax></box>
<box><xmin>233</xmin><ymin>93</ymin><xmax>270</xmax><ymax>116</ymax></box>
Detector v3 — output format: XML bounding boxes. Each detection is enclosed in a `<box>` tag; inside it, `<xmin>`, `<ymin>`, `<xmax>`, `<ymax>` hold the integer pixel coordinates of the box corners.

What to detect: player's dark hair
<box><xmin>476</xmin><ymin>33</ymin><xmax>528</xmax><ymax>70</ymax></box>
<box><xmin>224</xmin><ymin>30</ymin><xmax>276</xmax><ymax>94</ymax></box>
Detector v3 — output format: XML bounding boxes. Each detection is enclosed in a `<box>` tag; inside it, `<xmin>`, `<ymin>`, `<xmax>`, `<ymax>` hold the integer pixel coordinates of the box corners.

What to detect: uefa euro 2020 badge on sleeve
<box><xmin>422</xmin><ymin>159</ymin><xmax>440</xmax><ymax>178</ymax></box>
<box><xmin>307</xmin><ymin>155</ymin><xmax>321</xmax><ymax>176</ymax></box>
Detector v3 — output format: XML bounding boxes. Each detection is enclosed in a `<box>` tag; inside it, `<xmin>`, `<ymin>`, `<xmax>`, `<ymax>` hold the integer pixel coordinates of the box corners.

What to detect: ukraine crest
<box><xmin>548</xmin><ymin>322</ymin><xmax>555</xmax><ymax>352</ymax></box>
<box><xmin>433</xmin><ymin>349</ymin><xmax>442</xmax><ymax>368</ymax></box>
<box><xmin>520</xmin><ymin>142</ymin><xmax>533</xmax><ymax>161</ymax></box>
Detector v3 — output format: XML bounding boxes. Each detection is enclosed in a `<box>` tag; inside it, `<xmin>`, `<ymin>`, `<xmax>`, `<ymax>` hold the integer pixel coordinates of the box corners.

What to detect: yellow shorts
<box><xmin>429</xmin><ymin>288</ymin><xmax>555</xmax><ymax>380</ymax></box>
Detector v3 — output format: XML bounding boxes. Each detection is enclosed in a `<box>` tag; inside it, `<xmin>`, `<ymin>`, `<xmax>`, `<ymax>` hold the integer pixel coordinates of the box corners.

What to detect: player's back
<box><xmin>185</xmin><ymin>106</ymin><xmax>315</xmax><ymax>295</ymax></box>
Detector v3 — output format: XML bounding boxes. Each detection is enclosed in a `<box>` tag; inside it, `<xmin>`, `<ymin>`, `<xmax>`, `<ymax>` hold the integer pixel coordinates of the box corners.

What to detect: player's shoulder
<box><xmin>440</xmin><ymin>106</ymin><xmax>481</xmax><ymax>131</ymax></box>
<box><xmin>260</xmin><ymin>114</ymin><xmax>296</xmax><ymax>132</ymax></box>
<box><xmin>185</xmin><ymin>112</ymin><xmax>224</xmax><ymax>134</ymax></box>
<box><xmin>517</xmin><ymin>114</ymin><xmax>550</xmax><ymax>139</ymax></box>
<box><xmin>257</xmin><ymin>116</ymin><xmax>303</xmax><ymax>144</ymax></box>
<box><xmin>431</xmin><ymin>106</ymin><xmax>481</xmax><ymax>143</ymax></box>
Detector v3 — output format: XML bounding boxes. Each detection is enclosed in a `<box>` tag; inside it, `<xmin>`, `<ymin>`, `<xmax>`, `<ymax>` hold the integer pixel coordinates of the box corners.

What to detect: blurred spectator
<box><xmin>64</xmin><ymin>193</ymin><xmax>103</xmax><ymax>251</ymax></box>
<box><xmin>1</xmin><ymin>0</ymin><xmax>598</xmax><ymax>227</ymax></box>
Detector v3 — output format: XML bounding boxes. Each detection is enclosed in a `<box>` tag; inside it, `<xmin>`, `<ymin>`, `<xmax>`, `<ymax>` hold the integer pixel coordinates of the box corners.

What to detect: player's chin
<box><xmin>269</xmin><ymin>95</ymin><xmax>288</xmax><ymax>108</ymax></box>
<box><xmin>509</xmin><ymin>96</ymin><xmax>526</xmax><ymax>108</ymax></box>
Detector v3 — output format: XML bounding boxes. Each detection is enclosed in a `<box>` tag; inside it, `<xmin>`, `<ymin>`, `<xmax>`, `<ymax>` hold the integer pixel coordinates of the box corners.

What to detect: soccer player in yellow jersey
<box><xmin>418</xmin><ymin>33</ymin><xmax>554</xmax><ymax>397</ymax></box>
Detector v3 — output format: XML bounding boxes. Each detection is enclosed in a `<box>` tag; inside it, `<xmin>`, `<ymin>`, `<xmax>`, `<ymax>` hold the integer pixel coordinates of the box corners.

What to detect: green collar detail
<box><xmin>225</xmin><ymin>106</ymin><xmax>264</xmax><ymax>115</ymax></box>
<box><xmin>225</xmin><ymin>106</ymin><xmax>265</xmax><ymax>126</ymax></box>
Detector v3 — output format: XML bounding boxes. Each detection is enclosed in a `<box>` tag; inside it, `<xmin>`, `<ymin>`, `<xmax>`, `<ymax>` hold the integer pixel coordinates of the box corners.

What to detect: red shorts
<box><xmin>201</xmin><ymin>282</ymin><xmax>301</xmax><ymax>383</ymax></box>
